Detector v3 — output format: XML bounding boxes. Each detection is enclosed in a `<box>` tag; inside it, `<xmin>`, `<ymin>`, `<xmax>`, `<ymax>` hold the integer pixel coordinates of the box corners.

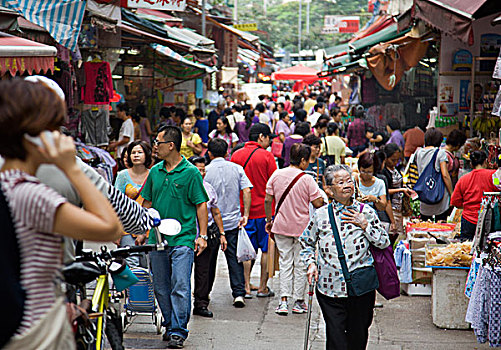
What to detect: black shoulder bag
<box><xmin>327</xmin><ymin>203</ymin><xmax>379</xmax><ymax>297</ymax></box>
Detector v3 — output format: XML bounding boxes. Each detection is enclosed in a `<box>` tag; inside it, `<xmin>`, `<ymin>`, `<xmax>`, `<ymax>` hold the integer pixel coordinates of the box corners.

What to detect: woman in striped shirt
<box><xmin>0</xmin><ymin>78</ymin><xmax>121</xmax><ymax>349</ymax></box>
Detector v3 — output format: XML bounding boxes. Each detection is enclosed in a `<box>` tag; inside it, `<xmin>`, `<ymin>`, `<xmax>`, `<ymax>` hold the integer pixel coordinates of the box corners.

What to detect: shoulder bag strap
<box><xmin>323</xmin><ymin>136</ymin><xmax>329</xmax><ymax>155</ymax></box>
<box><xmin>327</xmin><ymin>203</ymin><xmax>352</xmax><ymax>285</ymax></box>
<box><xmin>243</xmin><ymin>147</ymin><xmax>260</xmax><ymax>169</ymax></box>
<box><xmin>316</xmin><ymin>158</ymin><xmax>320</xmax><ymax>183</ymax></box>
<box><xmin>275</xmin><ymin>172</ymin><xmax>306</xmax><ymax>216</ymax></box>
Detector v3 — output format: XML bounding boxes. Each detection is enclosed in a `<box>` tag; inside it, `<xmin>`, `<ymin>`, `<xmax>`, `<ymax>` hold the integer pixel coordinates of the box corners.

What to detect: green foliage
<box><xmin>235</xmin><ymin>0</ymin><xmax>369</xmax><ymax>52</ymax></box>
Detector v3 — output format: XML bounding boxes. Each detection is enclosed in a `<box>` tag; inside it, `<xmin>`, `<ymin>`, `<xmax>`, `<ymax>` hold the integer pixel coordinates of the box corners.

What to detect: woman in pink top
<box><xmin>451</xmin><ymin>150</ymin><xmax>497</xmax><ymax>241</ymax></box>
<box><xmin>264</xmin><ymin>143</ymin><xmax>324</xmax><ymax>316</ymax></box>
<box><xmin>0</xmin><ymin>79</ymin><xmax>121</xmax><ymax>348</ymax></box>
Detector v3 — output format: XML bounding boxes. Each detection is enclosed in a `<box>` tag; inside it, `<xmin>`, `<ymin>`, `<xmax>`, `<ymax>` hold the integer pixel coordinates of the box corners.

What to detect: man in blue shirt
<box><xmin>205</xmin><ymin>138</ymin><xmax>253</xmax><ymax>307</ymax></box>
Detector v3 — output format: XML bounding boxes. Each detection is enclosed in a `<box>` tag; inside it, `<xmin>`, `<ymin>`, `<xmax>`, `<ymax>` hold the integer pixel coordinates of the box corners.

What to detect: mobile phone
<box><xmin>24</xmin><ymin>130</ymin><xmax>55</xmax><ymax>149</ymax></box>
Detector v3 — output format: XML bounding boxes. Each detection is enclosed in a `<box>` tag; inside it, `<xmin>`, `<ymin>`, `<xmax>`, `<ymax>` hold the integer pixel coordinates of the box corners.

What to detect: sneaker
<box><xmin>275</xmin><ymin>301</ymin><xmax>289</xmax><ymax>316</ymax></box>
<box><xmin>233</xmin><ymin>296</ymin><xmax>246</xmax><ymax>308</ymax></box>
<box><xmin>167</xmin><ymin>334</ymin><xmax>185</xmax><ymax>349</ymax></box>
<box><xmin>292</xmin><ymin>300</ymin><xmax>308</xmax><ymax>314</ymax></box>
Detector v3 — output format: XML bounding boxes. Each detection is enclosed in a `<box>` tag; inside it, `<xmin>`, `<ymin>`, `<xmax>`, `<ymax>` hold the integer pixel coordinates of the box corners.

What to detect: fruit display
<box><xmin>426</xmin><ymin>242</ymin><xmax>473</xmax><ymax>267</ymax></box>
<box><xmin>472</xmin><ymin>115</ymin><xmax>501</xmax><ymax>135</ymax></box>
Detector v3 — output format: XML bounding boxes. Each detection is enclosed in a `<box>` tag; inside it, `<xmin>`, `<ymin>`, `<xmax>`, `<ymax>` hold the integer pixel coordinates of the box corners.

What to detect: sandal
<box><xmin>256</xmin><ymin>287</ymin><xmax>275</xmax><ymax>298</ymax></box>
<box><xmin>244</xmin><ymin>293</ymin><xmax>253</xmax><ymax>299</ymax></box>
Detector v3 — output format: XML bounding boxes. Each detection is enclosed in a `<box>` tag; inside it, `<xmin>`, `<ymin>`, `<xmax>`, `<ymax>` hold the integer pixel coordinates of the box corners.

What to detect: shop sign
<box><xmin>127</xmin><ymin>0</ymin><xmax>186</xmax><ymax>12</ymax></box>
<box><xmin>233</xmin><ymin>23</ymin><xmax>258</xmax><ymax>31</ymax></box>
<box><xmin>322</xmin><ymin>16</ymin><xmax>359</xmax><ymax>34</ymax></box>
<box><xmin>452</xmin><ymin>50</ymin><xmax>472</xmax><ymax>72</ymax></box>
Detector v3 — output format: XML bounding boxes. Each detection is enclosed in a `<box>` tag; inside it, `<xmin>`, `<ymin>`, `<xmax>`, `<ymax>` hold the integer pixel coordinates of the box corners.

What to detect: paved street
<box><xmin>105</xmin><ymin>248</ymin><xmax>490</xmax><ymax>350</ymax></box>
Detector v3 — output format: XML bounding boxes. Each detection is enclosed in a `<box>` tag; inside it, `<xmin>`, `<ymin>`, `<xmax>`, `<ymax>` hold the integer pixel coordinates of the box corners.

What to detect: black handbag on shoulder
<box><xmin>327</xmin><ymin>203</ymin><xmax>379</xmax><ymax>297</ymax></box>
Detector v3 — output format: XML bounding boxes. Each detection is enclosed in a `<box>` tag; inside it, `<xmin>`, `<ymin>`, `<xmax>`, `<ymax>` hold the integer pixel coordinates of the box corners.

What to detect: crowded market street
<box><xmin>1</xmin><ymin>0</ymin><xmax>501</xmax><ymax>350</ymax></box>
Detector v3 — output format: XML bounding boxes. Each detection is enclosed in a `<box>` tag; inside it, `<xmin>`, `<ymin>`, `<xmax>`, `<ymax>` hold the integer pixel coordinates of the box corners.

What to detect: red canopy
<box><xmin>0</xmin><ymin>32</ymin><xmax>56</xmax><ymax>76</ymax></box>
<box><xmin>271</xmin><ymin>65</ymin><xmax>320</xmax><ymax>83</ymax></box>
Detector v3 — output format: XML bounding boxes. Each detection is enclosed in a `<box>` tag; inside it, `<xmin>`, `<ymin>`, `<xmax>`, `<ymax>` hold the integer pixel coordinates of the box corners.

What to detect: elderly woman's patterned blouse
<box><xmin>299</xmin><ymin>199</ymin><xmax>390</xmax><ymax>298</ymax></box>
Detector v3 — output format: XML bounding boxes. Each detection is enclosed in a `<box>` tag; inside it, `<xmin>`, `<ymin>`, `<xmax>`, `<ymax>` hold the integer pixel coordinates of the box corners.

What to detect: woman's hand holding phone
<box><xmin>38</xmin><ymin>131</ymin><xmax>78</xmax><ymax>174</ymax></box>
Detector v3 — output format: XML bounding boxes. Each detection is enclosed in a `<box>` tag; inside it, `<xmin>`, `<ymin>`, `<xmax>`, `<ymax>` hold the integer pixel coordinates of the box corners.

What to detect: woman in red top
<box><xmin>451</xmin><ymin>151</ymin><xmax>497</xmax><ymax>241</ymax></box>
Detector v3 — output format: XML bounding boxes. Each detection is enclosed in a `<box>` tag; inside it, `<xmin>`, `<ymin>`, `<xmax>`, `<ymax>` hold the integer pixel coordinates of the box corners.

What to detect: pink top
<box><xmin>266</xmin><ymin>167</ymin><xmax>321</xmax><ymax>237</ymax></box>
<box><xmin>1</xmin><ymin>170</ymin><xmax>67</xmax><ymax>335</ymax></box>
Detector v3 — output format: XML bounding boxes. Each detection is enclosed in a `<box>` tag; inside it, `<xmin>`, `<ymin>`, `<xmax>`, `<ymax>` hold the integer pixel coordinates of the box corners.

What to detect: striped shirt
<box><xmin>1</xmin><ymin>170</ymin><xmax>67</xmax><ymax>335</ymax></box>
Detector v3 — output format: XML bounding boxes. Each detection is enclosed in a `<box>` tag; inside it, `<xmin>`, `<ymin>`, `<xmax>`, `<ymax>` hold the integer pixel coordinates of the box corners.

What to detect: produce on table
<box><xmin>426</xmin><ymin>242</ymin><xmax>473</xmax><ymax>267</ymax></box>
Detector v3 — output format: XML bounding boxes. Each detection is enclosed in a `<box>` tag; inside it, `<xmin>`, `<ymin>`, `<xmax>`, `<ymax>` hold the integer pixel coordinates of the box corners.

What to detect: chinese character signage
<box><xmin>322</xmin><ymin>16</ymin><xmax>359</xmax><ymax>34</ymax></box>
<box><xmin>127</xmin><ymin>0</ymin><xmax>186</xmax><ymax>12</ymax></box>
<box><xmin>233</xmin><ymin>23</ymin><xmax>258</xmax><ymax>31</ymax></box>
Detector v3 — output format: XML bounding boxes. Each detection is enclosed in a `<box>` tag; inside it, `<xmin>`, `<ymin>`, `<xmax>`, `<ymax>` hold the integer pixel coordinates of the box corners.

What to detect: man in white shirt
<box><xmin>109</xmin><ymin>102</ymin><xmax>134</xmax><ymax>157</ymax></box>
<box><xmin>307</xmin><ymin>102</ymin><xmax>326</xmax><ymax>126</ymax></box>
<box><xmin>228</xmin><ymin>104</ymin><xmax>245</xmax><ymax>130</ymax></box>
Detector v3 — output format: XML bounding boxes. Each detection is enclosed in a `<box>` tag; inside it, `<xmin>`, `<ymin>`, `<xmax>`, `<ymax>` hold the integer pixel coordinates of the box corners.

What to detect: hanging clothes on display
<box><xmin>467</xmin><ymin>192</ymin><xmax>501</xmax><ymax>347</ymax></box>
<box><xmin>82</xmin><ymin>61</ymin><xmax>113</xmax><ymax>105</ymax></box>
<box><xmin>81</xmin><ymin>107</ymin><xmax>110</xmax><ymax>147</ymax></box>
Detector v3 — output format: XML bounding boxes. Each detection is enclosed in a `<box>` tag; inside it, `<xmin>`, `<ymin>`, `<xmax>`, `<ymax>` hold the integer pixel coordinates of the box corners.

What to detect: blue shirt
<box><xmin>205</xmin><ymin>158</ymin><xmax>253</xmax><ymax>231</ymax></box>
<box><xmin>195</xmin><ymin>119</ymin><xmax>209</xmax><ymax>143</ymax></box>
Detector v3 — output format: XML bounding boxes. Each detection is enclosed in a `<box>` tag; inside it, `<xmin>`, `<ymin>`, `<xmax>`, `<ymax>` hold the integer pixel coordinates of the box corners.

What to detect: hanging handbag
<box><xmin>327</xmin><ymin>203</ymin><xmax>379</xmax><ymax>297</ymax></box>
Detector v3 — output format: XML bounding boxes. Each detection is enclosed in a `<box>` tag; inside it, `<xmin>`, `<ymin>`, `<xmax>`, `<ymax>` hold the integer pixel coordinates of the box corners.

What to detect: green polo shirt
<box><xmin>141</xmin><ymin>157</ymin><xmax>208</xmax><ymax>249</ymax></box>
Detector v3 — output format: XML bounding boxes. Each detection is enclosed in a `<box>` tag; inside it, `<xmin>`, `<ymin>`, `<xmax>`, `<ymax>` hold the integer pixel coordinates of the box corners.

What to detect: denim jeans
<box><xmin>150</xmin><ymin>246</ymin><xmax>194</xmax><ymax>339</ymax></box>
<box><xmin>223</xmin><ymin>227</ymin><xmax>246</xmax><ymax>298</ymax></box>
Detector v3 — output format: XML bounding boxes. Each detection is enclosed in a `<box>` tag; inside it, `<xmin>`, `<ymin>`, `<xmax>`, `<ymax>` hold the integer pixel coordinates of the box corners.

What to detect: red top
<box><xmin>451</xmin><ymin>169</ymin><xmax>497</xmax><ymax>224</ymax></box>
<box><xmin>231</xmin><ymin>142</ymin><xmax>277</xmax><ymax>219</ymax></box>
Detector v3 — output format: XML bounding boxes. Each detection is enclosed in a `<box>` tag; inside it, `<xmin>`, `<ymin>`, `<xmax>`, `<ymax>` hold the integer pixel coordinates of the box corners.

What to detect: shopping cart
<box><xmin>120</xmin><ymin>217</ymin><xmax>181</xmax><ymax>334</ymax></box>
<box><xmin>122</xmin><ymin>267</ymin><xmax>162</xmax><ymax>334</ymax></box>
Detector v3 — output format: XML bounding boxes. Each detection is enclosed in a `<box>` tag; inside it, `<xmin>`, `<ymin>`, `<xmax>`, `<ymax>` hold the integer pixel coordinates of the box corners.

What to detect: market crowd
<box><xmin>2</xmin><ymin>77</ymin><xmax>497</xmax><ymax>350</ymax></box>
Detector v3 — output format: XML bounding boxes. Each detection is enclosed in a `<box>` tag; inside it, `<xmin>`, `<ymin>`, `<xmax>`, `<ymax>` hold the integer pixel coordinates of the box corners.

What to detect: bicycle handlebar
<box><xmin>110</xmin><ymin>244</ymin><xmax>160</xmax><ymax>258</ymax></box>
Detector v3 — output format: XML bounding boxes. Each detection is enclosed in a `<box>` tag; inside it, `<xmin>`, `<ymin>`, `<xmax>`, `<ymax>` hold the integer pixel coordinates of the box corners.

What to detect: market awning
<box><xmin>120</xmin><ymin>22</ymin><xmax>192</xmax><ymax>52</ymax></box>
<box><xmin>324</xmin><ymin>43</ymin><xmax>350</xmax><ymax>59</ymax></box>
<box><xmin>349</xmin><ymin>23</ymin><xmax>410</xmax><ymax>51</ymax></box>
<box><xmin>271</xmin><ymin>64</ymin><xmax>320</xmax><ymax>83</ymax></box>
<box><xmin>134</xmin><ymin>8</ymin><xmax>183</xmax><ymax>25</ymax></box>
<box><xmin>0</xmin><ymin>32</ymin><xmax>56</xmax><ymax>75</ymax></box>
<box><xmin>152</xmin><ymin>43</ymin><xmax>216</xmax><ymax>80</ymax></box>
<box><xmin>413</xmin><ymin>0</ymin><xmax>499</xmax><ymax>45</ymax></box>
<box><xmin>349</xmin><ymin>15</ymin><xmax>394</xmax><ymax>43</ymax></box>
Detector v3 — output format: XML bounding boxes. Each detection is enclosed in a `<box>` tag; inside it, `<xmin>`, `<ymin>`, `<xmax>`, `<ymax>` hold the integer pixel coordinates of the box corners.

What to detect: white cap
<box><xmin>24</xmin><ymin>75</ymin><xmax>65</xmax><ymax>102</ymax></box>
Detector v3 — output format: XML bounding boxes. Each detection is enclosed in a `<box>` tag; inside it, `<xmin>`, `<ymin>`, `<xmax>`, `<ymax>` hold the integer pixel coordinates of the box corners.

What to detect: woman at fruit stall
<box><xmin>451</xmin><ymin>150</ymin><xmax>497</xmax><ymax>241</ymax></box>
<box><xmin>444</xmin><ymin>130</ymin><xmax>467</xmax><ymax>188</ymax></box>
<box><xmin>415</xmin><ymin>128</ymin><xmax>453</xmax><ymax>222</ymax></box>
<box><xmin>381</xmin><ymin>143</ymin><xmax>412</xmax><ymax>244</ymax></box>
<box><xmin>300</xmin><ymin>164</ymin><xmax>389</xmax><ymax>350</ymax></box>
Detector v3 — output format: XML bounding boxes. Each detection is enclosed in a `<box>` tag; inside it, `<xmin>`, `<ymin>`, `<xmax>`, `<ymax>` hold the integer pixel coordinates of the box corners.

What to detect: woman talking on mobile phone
<box><xmin>0</xmin><ymin>78</ymin><xmax>121</xmax><ymax>350</ymax></box>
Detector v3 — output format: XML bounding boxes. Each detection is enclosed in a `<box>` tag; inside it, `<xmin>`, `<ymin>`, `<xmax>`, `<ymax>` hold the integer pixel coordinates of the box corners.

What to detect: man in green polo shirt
<box><xmin>137</xmin><ymin>125</ymin><xmax>208</xmax><ymax>349</ymax></box>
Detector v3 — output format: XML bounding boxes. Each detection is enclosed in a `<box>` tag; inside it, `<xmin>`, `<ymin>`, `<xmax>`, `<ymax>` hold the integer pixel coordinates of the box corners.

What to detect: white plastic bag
<box><xmin>236</xmin><ymin>227</ymin><xmax>257</xmax><ymax>263</ymax></box>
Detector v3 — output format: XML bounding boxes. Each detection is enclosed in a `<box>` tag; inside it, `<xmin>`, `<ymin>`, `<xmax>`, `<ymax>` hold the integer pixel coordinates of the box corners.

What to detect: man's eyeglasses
<box><xmin>153</xmin><ymin>139</ymin><xmax>173</xmax><ymax>146</ymax></box>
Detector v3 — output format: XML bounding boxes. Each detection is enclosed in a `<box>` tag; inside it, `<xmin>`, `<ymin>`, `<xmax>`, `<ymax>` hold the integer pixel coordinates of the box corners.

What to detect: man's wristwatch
<box><xmin>220</xmin><ymin>231</ymin><xmax>225</xmax><ymax>236</ymax></box>
<box><xmin>199</xmin><ymin>235</ymin><xmax>208</xmax><ymax>240</ymax></box>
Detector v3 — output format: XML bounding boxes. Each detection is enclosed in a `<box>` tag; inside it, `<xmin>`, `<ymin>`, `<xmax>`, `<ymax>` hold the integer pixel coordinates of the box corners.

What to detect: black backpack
<box><xmin>0</xmin><ymin>188</ymin><xmax>24</xmax><ymax>347</ymax></box>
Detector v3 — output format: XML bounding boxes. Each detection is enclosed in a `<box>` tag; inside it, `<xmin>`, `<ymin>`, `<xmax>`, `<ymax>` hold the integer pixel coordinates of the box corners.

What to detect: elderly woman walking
<box><xmin>300</xmin><ymin>165</ymin><xmax>390</xmax><ymax>350</ymax></box>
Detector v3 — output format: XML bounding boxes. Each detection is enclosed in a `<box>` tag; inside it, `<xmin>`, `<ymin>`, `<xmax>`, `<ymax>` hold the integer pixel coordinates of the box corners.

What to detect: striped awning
<box><xmin>0</xmin><ymin>0</ymin><xmax>86</xmax><ymax>52</ymax></box>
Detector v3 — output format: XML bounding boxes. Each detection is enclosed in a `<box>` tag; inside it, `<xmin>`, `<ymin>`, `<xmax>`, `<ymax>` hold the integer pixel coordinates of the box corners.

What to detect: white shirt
<box><xmin>308</xmin><ymin>112</ymin><xmax>321</xmax><ymax>126</ymax></box>
<box><xmin>117</xmin><ymin>118</ymin><xmax>134</xmax><ymax>156</ymax></box>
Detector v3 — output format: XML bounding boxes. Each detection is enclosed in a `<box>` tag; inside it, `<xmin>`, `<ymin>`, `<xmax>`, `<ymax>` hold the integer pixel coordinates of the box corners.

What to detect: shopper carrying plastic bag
<box><xmin>237</xmin><ymin>227</ymin><xmax>257</xmax><ymax>263</ymax></box>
